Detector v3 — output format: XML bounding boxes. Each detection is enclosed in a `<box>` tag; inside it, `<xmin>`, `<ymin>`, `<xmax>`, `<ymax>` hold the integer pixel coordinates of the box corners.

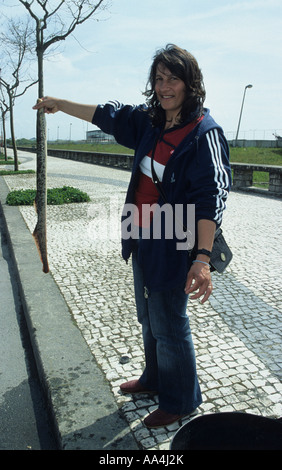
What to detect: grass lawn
<box><xmin>0</xmin><ymin>156</ymin><xmax>14</xmax><ymax>165</ymax></box>
<box><xmin>229</xmin><ymin>147</ymin><xmax>282</xmax><ymax>166</ymax></box>
<box><xmin>47</xmin><ymin>142</ymin><xmax>134</xmax><ymax>155</ymax></box>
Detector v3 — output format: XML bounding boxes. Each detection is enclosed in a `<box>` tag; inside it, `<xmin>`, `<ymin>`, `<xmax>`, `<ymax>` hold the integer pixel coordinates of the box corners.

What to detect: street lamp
<box><xmin>235</xmin><ymin>84</ymin><xmax>253</xmax><ymax>144</ymax></box>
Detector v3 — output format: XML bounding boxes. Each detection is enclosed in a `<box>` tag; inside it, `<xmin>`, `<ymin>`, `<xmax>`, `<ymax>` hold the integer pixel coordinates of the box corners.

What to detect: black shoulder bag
<box><xmin>150</xmin><ymin>146</ymin><xmax>232</xmax><ymax>273</ymax></box>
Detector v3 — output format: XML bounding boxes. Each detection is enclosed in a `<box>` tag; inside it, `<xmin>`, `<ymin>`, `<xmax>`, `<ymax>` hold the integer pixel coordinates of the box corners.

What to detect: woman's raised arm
<box><xmin>33</xmin><ymin>96</ymin><xmax>97</xmax><ymax>123</ymax></box>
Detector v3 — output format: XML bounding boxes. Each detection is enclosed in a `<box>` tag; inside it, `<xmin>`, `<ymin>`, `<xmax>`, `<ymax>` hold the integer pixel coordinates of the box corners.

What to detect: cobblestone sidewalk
<box><xmin>3</xmin><ymin>150</ymin><xmax>282</xmax><ymax>450</ymax></box>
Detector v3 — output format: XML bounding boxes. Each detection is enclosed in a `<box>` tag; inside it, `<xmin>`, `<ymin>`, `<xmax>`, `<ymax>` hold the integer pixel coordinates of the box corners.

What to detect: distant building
<box><xmin>86</xmin><ymin>129</ymin><xmax>116</xmax><ymax>143</ymax></box>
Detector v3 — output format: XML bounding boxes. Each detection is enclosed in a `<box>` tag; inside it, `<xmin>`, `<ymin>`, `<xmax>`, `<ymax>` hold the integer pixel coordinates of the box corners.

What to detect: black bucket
<box><xmin>171</xmin><ymin>412</ymin><xmax>282</xmax><ymax>450</ymax></box>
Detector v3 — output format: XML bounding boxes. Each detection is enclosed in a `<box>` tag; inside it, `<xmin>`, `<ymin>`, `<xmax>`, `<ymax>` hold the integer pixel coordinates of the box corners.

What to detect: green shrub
<box><xmin>6</xmin><ymin>189</ymin><xmax>36</xmax><ymax>205</ymax></box>
<box><xmin>0</xmin><ymin>170</ymin><xmax>35</xmax><ymax>175</ymax></box>
<box><xmin>0</xmin><ymin>160</ymin><xmax>14</xmax><ymax>165</ymax></box>
<box><xmin>47</xmin><ymin>186</ymin><xmax>90</xmax><ymax>205</ymax></box>
<box><xmin>6</xmin><ymin>186</ymin><xmax>90</xmax><ymax>206</ymax></box>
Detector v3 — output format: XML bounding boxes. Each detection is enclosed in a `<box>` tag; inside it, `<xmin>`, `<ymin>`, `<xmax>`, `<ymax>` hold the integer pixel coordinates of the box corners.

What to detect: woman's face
<box><xmin>154</xmin><ymin>63</ymin><xmax>186</xmax><ymax>119</ymax></box>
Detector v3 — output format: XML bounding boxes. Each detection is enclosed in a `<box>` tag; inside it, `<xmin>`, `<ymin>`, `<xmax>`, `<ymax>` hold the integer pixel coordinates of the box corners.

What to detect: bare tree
<box><xmin>0</xmin><ymin>18</ymin><xmax>37</xmax><ymax>170</ymax></box>
<box><xmin>18</xmin><ymin>0</ymin><xmax>108</xmax><ymax>273</ymax></box>
<box><xmin>0</xmin><ymin>94</ymin><xmax>9</xmax><ymax>161</ymax></box>
<box><xmin>0</xmin><ymin>78</ymin><xmax>9</xmax><ymax>161</ymax></box>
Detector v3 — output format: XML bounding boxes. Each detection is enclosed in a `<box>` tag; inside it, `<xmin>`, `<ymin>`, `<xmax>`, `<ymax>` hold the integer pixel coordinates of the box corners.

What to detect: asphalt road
<box><xmin>0</xmin><ymin>211</ymin><xmax>58</xmax><ymax>451</ymax></box>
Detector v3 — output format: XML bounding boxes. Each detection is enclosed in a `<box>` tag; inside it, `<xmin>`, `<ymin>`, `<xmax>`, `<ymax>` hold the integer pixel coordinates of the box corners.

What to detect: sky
<box><xmin>1</xmin><ymin>0</ymin><xmax>282</xmax><ymax>142</ymax></box>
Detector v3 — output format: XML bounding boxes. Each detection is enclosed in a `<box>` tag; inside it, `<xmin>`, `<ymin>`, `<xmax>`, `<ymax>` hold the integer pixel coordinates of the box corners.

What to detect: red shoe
<box><xmin>120</xmin><ymin>379</ymin><xmax>156</xmax><ymax>395</ymax></box>
<box><xmin>144</xmin><ymin>408</ymin><xmax>197</xmax><ymax>428</ymax></box>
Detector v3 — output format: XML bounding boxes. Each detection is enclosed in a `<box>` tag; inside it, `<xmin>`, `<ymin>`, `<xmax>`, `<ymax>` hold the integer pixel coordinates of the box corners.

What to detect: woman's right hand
<box><xmin>32</xmin><ymin>96</ymin><xmax>61</xmax><ymax>114</ymax></box>
<box><xmin>32</xmin><ymin>97</ymin><xmax>97</xmax><ymax>122</ymax></box>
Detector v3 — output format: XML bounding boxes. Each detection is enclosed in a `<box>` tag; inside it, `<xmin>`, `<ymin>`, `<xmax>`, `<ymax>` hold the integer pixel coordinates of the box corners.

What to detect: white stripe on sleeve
<box><xmin>206</xmin><ymin>129</ymin><xmax>229</xmax><ymax>224</ymax></box>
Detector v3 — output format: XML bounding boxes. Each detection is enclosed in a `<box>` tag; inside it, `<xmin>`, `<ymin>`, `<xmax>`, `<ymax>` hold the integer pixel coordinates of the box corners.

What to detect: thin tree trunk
<box><xmin>32</xmin><ymin>47</ymin><xmax>49</xmax><ymax>273</ymax></box>
<box><xmin>1</xmin><ymin>111</ymin><xmax>8</xmax><ymax>161</ymax></box>
<box><xmin>18</xmin><ymin>0</ymin><xmax>108</xmax><ymax>273</ymax></box>
<box><xmin>8</xmin><ymin>91</ymin><xmax>18</xmax><ymax>171</ymax></box>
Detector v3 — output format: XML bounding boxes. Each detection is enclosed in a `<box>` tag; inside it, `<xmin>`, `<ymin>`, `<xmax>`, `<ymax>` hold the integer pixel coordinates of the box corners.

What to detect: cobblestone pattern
<box><xmin>4</xmin><ymin>151</ymin><xmax>282</xmax><ymax>450</ymax></box>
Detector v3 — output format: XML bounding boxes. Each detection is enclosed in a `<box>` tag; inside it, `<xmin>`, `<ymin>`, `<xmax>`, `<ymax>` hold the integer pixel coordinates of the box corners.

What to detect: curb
<box><xmin>0</xmin><ymin>176</ymin><xmax>138</xmax><ymax>450</ymax></box>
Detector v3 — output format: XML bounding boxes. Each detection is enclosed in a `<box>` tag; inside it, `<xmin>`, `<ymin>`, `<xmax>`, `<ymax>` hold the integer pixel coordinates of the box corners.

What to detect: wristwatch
<box><xmin>196</xmin><ymin>248</ymin><xmax>212</xmax><ymax>257</ymax></box>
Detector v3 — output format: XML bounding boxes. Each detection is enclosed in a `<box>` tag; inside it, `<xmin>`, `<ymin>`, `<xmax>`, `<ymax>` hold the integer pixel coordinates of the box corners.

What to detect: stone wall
<box><xmin>232</xmin><ymin>163</ymin><xmax>282</xmax><ymax>196</ymax></box>
<box><xmin>229</xmin><ymin>139</ymin><xmax>282</xmax><ymax>148</ymax></box>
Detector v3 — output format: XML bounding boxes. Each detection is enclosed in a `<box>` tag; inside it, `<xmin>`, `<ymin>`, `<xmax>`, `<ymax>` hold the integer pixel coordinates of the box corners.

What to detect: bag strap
<box><xmin>150</xmin><ymin>137</ymin><xmax>168</xmax><ymax>203</ymax></box>
<box><xmin>151</xmin><ymin>157</ymin><xmax>167</xmax><ymax>203</ymax></box>
<box><xmin>151</xmin><ymin>142</ymin><xmax>188</xmax><ymax>233</ymax></box>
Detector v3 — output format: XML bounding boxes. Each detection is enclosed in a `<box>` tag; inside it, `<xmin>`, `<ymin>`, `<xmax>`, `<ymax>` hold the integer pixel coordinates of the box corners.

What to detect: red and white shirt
<box><xmin>134</xmin><ymin>117</ymin><xmax>203</xmax><ymax>227</ymax></box>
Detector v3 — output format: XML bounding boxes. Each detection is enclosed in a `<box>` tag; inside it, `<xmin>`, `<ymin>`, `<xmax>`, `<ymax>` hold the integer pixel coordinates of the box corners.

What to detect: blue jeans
<box><xmin>132</xmin><ymin>247</ymin><xmax>202</xmax><ymax>415</ymax></box>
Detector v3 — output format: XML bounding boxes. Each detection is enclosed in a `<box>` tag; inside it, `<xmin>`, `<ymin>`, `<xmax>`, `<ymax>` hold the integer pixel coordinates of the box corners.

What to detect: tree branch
<box><xmin>14</xmin><ymin>79</ymin><xmax>38</xmax><ymax>98</ymax></box>
<box><xmin>42</xmin><ymin>0</ymin><xmax>106</xmax><ymax>51</ymax></box>
<box><xmin>19</xmin><ymin>1</ymin><xmax>39</xmax><ymax>23</ymax></box>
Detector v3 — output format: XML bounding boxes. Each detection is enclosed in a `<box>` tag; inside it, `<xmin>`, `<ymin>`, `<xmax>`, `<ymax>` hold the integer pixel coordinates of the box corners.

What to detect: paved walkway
<box><xmin>2</xmin><ymin>149</ymin><xmax>282</xmax><ymax>450</ymax></box>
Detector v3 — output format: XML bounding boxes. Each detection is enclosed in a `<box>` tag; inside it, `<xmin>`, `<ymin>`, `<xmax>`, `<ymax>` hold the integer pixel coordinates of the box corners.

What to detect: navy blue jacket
<box><xmin>93</xmin><ymin>101</ymin><xmax>231</xmax><ymax>291</ymax></box>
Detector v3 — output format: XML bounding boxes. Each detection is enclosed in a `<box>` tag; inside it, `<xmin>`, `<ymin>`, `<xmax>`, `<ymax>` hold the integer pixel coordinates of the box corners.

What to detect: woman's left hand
<box><xmin>185</xmin><ymin>262</ymin><xmax>213</xmax><ymax>304</ymax></box>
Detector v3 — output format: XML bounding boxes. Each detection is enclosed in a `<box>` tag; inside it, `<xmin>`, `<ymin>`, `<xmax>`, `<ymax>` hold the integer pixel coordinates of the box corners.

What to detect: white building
<box><xmin>86</xmin><ymin>130</ymin><xmax>116</xmax><ymax>143</ymax></box>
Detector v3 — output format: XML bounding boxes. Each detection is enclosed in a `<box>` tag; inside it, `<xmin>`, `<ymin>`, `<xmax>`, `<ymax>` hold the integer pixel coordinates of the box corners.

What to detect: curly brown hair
<box><xmin>144</xmin><ymin>44</ymin><xmax>206</xmax><ymax>127</ymax></box>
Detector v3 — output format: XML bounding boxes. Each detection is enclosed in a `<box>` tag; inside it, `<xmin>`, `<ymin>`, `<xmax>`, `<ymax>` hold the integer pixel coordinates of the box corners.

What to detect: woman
<box><xmin>33</xmin><ymin>44</ymin><xmax>231</xmax><ymax>428</ymax></box>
